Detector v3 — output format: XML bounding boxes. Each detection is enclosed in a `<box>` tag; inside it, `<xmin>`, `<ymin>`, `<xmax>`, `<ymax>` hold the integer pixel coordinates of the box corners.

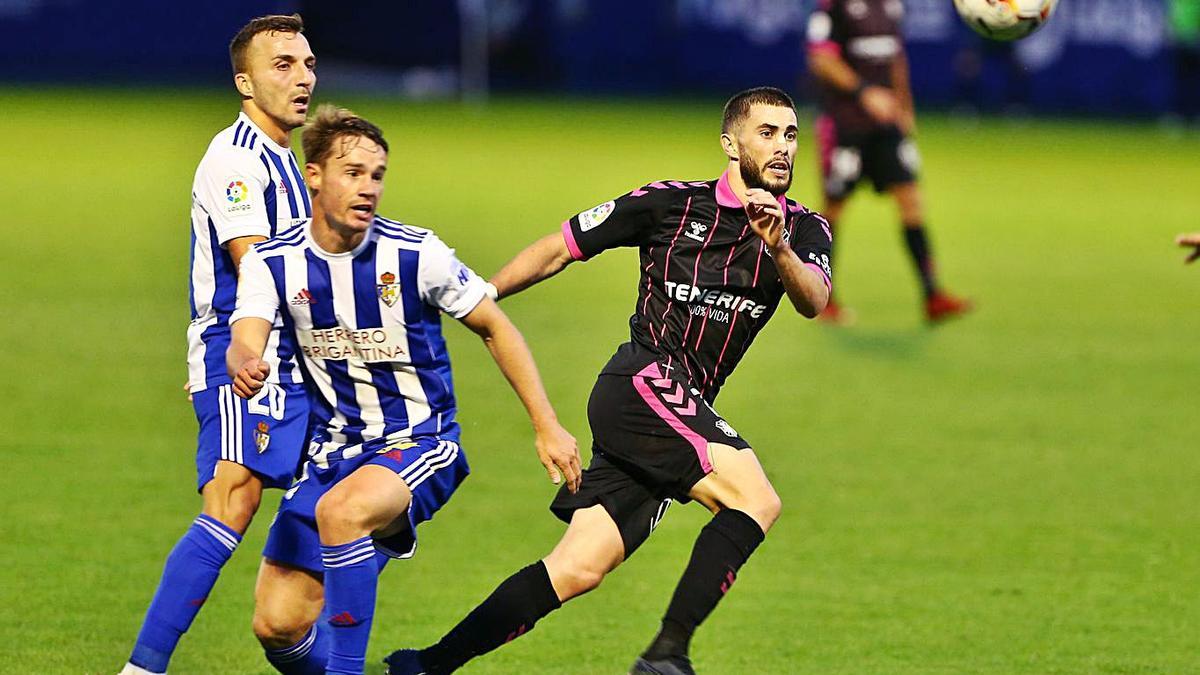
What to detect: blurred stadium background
<box><xmin>1</xmin><ymin>1</ymin><xmax>1197</xmax><ymax>673</ymax></box>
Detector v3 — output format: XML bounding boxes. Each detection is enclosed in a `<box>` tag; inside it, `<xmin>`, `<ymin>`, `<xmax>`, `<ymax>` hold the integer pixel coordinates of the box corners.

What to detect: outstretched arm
<box><xmin>459</xmin><ymin>297</ymin><xmax>582</xmax><ymax>492</ymax></box>
<box><xmin>745</xmin><ymin>189</ymin><xmax>830</xmax><ymax>318</ymax></box>
<box><xmin>489</xmin><ymin>231</ymin><xmax>577</xmax><ymax>299</ymax></box>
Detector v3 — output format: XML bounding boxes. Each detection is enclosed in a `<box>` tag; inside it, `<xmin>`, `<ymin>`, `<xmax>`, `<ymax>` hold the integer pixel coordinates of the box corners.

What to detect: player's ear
<box><xmin>305</xmin><ymin>162</ymin><xmax>321</xmax><ymax>192</ymax></box>
<box><xmin>234</xmin><ymin>72</ymin><xmax>254</xmax><ymax>99</ymax></box>
<box><xmin>720</xmin><ymin>133</ymin><xmax>738</xmax><ymax>161</ymax></box>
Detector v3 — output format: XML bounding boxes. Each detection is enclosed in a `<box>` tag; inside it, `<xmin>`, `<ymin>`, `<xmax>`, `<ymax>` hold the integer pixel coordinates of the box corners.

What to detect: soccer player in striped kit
<box><xmin>385</xmin><ymin>87</ymin><xmax>830</xmax><ymax>675</ymax></box>
<box><xmin>228</xmin><ymin>105</ymin><xmax>581</xmax><ymax>675</ymax></box>
<box><xmin>122</xmin><ymin>15</ymin><xmax>316</xmax><ymax>675</ymax></box>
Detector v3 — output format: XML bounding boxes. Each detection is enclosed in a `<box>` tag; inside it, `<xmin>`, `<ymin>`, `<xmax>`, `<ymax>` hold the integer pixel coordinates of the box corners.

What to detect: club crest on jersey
<box><xmin>254</xmin><ymin>421</ymin><xmax>271</xmax><ymax>453</ymax></box>
<box><xmin>378</xmin><ymin>272</ymin><xmax>400</xmax><ymax>307</ymax></box>
<box><xmin>578</xmin><ymin>200</ymin><xmax>615</xmax><ymax>232</ymax></box>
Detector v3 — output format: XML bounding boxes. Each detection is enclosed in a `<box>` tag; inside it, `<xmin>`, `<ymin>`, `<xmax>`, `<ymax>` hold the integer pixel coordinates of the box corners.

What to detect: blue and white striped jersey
<box><xmin>187</xmin><ymin>112</ymin><xmax>312</xmax><ymax>392</ymax></box>
<box><xmin>231</xmin><ymin>217</ymin><xmax>489</xmax><ymax>468</ymax></box>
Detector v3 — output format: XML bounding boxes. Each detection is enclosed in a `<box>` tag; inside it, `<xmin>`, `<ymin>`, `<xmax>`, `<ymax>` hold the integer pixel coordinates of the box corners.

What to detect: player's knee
<box><xmin>314</xmin><ymin>489</ymin><xmax>381</xmax><ymax>536</ymax></box>
<box><xmin>315</xmin><ymin>490</ymin><xmax>358</xmax><ymax>530</ymax></box>
<box><xmin>745</xmin><ymin>491</ymin><xmax>782</xmax><ymax>533</ymax></box>
<box><xmin>547</xmin><ymin>557</ymin><xmax>609</xmax><ymax>599</ymax></box>
<box><xmin>252</xmin><ymin>606</ymin><xmax>309</xmax><ymax>649</ymax></box>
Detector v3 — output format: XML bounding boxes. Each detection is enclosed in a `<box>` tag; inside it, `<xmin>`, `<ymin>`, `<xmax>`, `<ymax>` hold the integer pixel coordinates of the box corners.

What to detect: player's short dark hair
<box><xmin>229</xmin><ymin>14</ymin><xmax>305</xmax><ymax>74</ymax></box>
<box><xmin>302</xmin><ymin>104</ymin><xmax>389</xmax><ymax>168</ymax></box>
<box><xmin>722</xmin><ymin>86</ymin><xmax>796</xmax><ymax>135</ymax></box>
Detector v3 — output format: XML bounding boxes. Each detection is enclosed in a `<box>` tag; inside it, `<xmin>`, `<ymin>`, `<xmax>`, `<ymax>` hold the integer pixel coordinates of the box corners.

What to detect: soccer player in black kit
<box><xmin>807</xmin><ymin>0</ymin><xmax>971</xmax><ymax>323</ymax></box>
<box><xmin>385</xmin><ymin>87</ymin><xmax>831</xmax><ymax>675</ymax></box>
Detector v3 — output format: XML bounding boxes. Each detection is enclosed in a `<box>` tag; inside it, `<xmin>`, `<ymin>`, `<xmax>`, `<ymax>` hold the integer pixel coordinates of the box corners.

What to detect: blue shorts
<box><xmin>193</xmin><ymin>382</ymin><xmax>310</xmax><ymax>492</ymax></box>
<box><xmin>263</xmin><ymin>434</ymin><xmax>470</xmax><ymax>574</ymax></box>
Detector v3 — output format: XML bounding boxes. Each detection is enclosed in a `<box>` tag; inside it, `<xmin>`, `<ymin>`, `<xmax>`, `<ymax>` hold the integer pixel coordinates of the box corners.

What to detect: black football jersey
<box><xmin>807</xmin><ymin>0</ymin><xmax>907</xmax><ymax>132</ymax></box>
<box><xmin>562</xmin><ymin>172</ymin><xmax>832</xmax><ymax>402</ymax></box>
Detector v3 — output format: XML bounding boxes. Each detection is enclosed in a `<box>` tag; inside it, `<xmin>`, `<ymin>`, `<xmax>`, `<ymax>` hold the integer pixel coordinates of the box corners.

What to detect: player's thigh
<box><xmin>687</xmin><ymin>444</ymin><xmax>781</xmax><ymax>533</ymax></box>
<box><xmin>253</xmin><ymin>558</ymin><xmax>324</xmax><ymax>643</ymax></box>
<box><xmin>193</xmin><ymin>382</ymin><xmax>309</xmax><ymax>494</ymax></box>
<box><xmin>543</xmin><ymin>504</ymin><xmax>627</xmax><ymax>601</ymax></box>
<box><xmin>865</xmin><ymin>128</ymin><xmax>920</xmax><ymax>201</ymax></box>
<box><xmin>315</xmin><ymin>464</ymin><xmax>413</xmax><ymax>542</ymax></box>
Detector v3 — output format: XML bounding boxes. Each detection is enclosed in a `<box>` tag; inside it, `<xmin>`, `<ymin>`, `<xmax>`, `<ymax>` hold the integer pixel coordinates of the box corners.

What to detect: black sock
<box><xmin>902</xmin><ymin>225</ymin><xmax>938</xmax><ymax>299</ymax></box>
<box><xmin>420</xmin><ymin>561</ymin><xmax>562</xmax><ymax>674</ymax></box>
<box><xmin>642</xmin><ymin>509</ymin><xmax>765</xmax><ymax>660</ymax></box>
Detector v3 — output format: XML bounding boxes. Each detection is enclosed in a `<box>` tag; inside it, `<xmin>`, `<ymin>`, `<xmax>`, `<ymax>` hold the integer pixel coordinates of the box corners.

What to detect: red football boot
<box><xmin>925</xmin><ymin>292</ymin><xmax>973</xmax><ymax>323</ymax></box>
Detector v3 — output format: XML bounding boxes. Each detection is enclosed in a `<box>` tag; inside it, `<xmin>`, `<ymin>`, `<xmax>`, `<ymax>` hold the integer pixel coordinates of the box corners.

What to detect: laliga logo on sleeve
<box><xmin>225</xmin><ymin>179</ymin><xmax>254</xmax><ymax>214</ymax></box>
<box><xmin>377</xmin><ymin>271</ymin><xmax>400</xmax><ymax>307</ymax></box>
<box><xmin>226</xmin><ymin>180</ymin><xmax>248</xmax><ymax>203</ymax></box>
<box><xmin>578</xmin><ymin>200</ymin><xmax>615</xmax><ymax>232</ymax></box>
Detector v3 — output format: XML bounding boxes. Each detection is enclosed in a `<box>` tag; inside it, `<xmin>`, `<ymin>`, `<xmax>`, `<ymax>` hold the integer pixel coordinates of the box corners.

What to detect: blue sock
<box><xmin>322</xmin><ymin>537</ymin><xmax>378</xmax><ymax>675</ymax></box>
<box><xmin>264</xmin><ymin>622</ymin><xmax>330</xmax><ymax>675</ymax></box>
<box><xmin>130</xmin><ymin>514</ymin><xmax>241</xmax><ymax>672</ymax></box>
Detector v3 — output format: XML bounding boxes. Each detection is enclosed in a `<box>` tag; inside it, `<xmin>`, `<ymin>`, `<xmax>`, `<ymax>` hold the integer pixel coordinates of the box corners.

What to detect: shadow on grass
<box><xmin>820</xmin><ymin>324</ymin><xmax>934</xmax><ymax>360</ymax></box>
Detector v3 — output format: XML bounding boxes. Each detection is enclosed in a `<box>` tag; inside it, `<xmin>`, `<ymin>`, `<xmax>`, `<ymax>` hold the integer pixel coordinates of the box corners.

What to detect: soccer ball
<box><xmin>953</xmin><ymin>0</ymin><xmax>1058</xmax><ymax>41</ymax></box>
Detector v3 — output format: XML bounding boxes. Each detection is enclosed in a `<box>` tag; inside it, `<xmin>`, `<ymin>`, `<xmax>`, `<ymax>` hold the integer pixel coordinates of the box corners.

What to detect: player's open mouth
<box><xmin>766</xmin><ymin>160</ymin><xmax>789</xmax><ymax>177</ymax></box>
<box><xmin>350</xmin><ymin>204</ymin><xmax>373</xmax><ymax>219</ymax></box>
<box><xmin>292</xmin><ymin>95</ymin><xmax>309</xmax><ymax>111</ymax></box>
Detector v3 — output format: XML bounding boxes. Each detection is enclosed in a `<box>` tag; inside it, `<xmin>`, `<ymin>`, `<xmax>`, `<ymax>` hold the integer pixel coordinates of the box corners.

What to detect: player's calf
<box><xmin>636</xmin><ymin>444</ymin><xmax>776</xmax><ymax>666</ymax></box>
<box><xmin>542</xmin><ymin>506</ymin><xmax>625</xmax><ymax>601</ymax></box>
<box><xmin>253</xmin><ymin>559</ymin><xmax>327</xmax><ymax>674</ymax></box>
<box><xmin>200</xmin><ymin>460</ymin><xmax>265</xmax><ymax>534</ymax></box>
<box><xmin>392</xmin><ymin>506</ymin><xmax>624</xmax><ymax>674</ymax></box>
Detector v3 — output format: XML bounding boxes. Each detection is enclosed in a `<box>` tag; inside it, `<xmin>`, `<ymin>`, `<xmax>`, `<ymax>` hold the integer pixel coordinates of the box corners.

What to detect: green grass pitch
<box><xmin>0</xmin><ymin>88</ymin><xmax>1197</xmax><ymax>674</ymax></box>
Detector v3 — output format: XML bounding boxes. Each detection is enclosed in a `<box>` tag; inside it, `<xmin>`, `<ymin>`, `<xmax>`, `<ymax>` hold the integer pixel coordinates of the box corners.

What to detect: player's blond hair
<box><xmin>229</xmin><ymin>14</ymin><xmax>305</xmax><ymax>74</ymax></box>
<box><xmin>302</xmin><ymin>104</ymin><xmax>390</xmax><ymax>168</ymax></box>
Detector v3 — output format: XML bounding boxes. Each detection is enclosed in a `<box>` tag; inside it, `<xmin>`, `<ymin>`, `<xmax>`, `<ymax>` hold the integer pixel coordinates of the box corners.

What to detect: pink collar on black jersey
<box><xmin>715</xmin><ymin>170</ymin><xmax>789</xmax><ymax>213</ymax></box>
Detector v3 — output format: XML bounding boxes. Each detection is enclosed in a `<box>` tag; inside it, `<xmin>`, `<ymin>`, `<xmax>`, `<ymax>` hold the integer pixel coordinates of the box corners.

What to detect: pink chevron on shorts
<box><xmin>631</xmin><ymin>363</ymin><xmax>712</xmax><ymax>473</ymax></box>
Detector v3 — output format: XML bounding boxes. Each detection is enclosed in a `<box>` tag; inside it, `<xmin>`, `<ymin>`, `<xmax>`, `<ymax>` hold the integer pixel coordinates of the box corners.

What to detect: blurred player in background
<box><xmin>1178</xmin><ymin>232</ymin><xmax>1200</xmax><ymax>263</ymax></box>
<box><xmin>806</xmin><ymin>0</ymin><xmax>971</xmax><ymax>324</ymax></box>
<box><xmin>230</xmin><ymin>106</ymin><xmax>580</xmax><ymax>675</ymax></box>
<box><xmin>385</xmin><ymin>87</ymin><xmax>830</xmax><ymax>675</ymax></box>
<box><xmin>120</xmin><ymin>14</ymin><xmax>316</xmax><ymax>675</ymax></box>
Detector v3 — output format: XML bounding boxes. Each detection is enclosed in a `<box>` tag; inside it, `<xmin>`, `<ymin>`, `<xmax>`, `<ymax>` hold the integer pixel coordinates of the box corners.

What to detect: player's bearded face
<box><xmin>735</xmin><ymin>105</ymin><xmax>798</xmax><ymax>196</ymax></box>
<box><xmin>246</xmin><ymin>31</ymin><xmax>316</xmax><ymax>131</ymax></box>
<box><xmin>738</xmin><ymin>148</ymin><xmax>792</xmax><ymax>196</ymax></box>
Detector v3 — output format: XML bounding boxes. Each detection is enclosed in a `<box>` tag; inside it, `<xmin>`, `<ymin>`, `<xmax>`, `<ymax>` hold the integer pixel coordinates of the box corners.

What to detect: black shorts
<box><xmin>816</xmin><ymin>115</ymin><xmax>919</xmax><ymax>200</ymax></box>
<box><xmin>550</xmin><ymin>364</ymin><xmax>751</xmax><ymax>555</ymax></box>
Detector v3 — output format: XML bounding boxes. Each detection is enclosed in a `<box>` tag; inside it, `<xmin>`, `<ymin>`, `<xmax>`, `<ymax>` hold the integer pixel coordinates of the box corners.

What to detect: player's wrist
<box><xmin>851</xmin><ymin>82</ymin><xmax>867</xmax><ymax>99</ymax></box>
<box><xmin>529</xmin><ymin>411</ymin><xmax>560</xmax><ymax>433</ymax></box>
<box><xmin>484</xmin><ymin>281</ymin><xmax>499</xmax><ymax>301</ymax></box>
